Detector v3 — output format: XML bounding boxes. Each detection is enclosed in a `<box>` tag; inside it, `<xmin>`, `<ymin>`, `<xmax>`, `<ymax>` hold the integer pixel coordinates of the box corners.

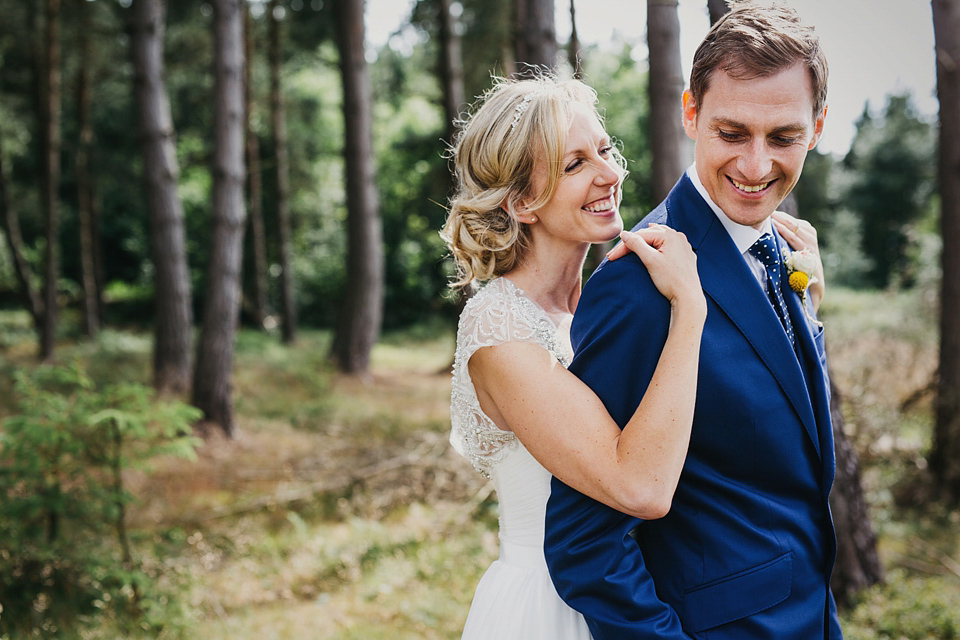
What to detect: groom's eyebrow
<box><xmin>711</xmin><ymin>116</ymin><xmax>808</xmax><ymax>135</ymax></box>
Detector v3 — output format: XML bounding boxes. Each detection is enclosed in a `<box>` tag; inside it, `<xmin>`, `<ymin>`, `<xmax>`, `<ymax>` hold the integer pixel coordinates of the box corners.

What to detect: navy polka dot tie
<box><xmin>749</xmin><ymin>234</ymin><xmax>796</xmax><ymax>347</ymax></box>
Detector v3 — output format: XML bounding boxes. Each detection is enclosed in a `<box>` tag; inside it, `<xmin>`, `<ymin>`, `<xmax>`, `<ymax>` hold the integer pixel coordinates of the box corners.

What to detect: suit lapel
<box><xmin>661</xmin><ymin>177</ymin><xmax>822</xmax><ymax>459</ymax></box>
<box><xmin>775</xmin><ymin>230</ymin><xmax>835</xmax><ymax>476</ymax></box>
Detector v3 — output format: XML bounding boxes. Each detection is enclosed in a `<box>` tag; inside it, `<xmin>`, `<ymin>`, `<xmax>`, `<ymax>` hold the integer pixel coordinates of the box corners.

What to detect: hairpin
<box><xmin>510</xmin><ymin>93</ymin><xmax>535</xmax><ymax>130</ymax></box>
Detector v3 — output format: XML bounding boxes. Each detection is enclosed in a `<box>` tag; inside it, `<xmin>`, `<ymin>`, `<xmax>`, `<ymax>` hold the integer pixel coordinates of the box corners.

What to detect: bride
<box><xmin>442</xmin><ymin>74</ymin><xmax>705</xmax><ymax>639</ymax></box>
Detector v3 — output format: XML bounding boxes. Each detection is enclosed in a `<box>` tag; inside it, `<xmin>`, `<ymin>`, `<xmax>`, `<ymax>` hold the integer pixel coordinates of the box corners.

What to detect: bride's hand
<box><xmin>771</xmin><ymin>211</ymin><xmax>825</xmax><ymax>312</ymax></box>
<box><xmin>607</xmin><ymin>224</ymin><xmax>705</xmax><ymax>317</ymax></box>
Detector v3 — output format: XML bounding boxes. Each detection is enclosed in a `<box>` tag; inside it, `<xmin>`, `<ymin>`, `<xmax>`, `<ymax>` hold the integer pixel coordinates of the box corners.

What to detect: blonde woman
<box><xmin>443</xmin><ymin>75</ymin><xmax>705</xmax><ymax>639</ymax></box>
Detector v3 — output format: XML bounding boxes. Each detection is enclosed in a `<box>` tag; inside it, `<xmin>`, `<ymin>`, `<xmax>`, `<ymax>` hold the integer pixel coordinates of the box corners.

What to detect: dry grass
<box><xmin>2</xmin><ymin>288</ymin><xmax>959</xmax><ymax>638</ymax></box>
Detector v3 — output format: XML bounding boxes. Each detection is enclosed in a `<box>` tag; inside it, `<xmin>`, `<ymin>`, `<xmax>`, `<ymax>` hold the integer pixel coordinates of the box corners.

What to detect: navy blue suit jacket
<box><xmin>544</xmin><ymin>175</ymin><xmax>842</xmax><ymax>639</ymax></box>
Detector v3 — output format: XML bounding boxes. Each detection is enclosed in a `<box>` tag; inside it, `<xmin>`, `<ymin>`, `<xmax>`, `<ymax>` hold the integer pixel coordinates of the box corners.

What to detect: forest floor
<box><xmin>2</xmin><ymin>286</ymin><xmax>960</xmax><ymax>639</ymax></box>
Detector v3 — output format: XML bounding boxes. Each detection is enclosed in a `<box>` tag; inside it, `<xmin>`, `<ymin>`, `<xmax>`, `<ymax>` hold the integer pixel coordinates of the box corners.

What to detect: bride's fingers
<box><xmin>771</xmin><ymin>211</ymin><xmax>818</xmax><ymax>254</ymax></box>
<box><xmin>607</xmin><ymin>229</ymin><xmax>659</xmax><ymax>261</ymax></box>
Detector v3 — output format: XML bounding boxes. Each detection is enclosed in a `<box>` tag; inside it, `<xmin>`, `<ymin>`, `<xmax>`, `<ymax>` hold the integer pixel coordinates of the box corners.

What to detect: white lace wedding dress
<box><xmin>450</xmin><ymin>277</ymin><xmax>593</xmax><ymax>640</ymax></box>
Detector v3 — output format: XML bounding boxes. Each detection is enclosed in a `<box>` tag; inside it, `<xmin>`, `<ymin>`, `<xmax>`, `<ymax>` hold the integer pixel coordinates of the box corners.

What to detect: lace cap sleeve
<box><xmin>449</xmin><ymin>278</ymin><xmax>569</xmax><ymax>477</ymax></box>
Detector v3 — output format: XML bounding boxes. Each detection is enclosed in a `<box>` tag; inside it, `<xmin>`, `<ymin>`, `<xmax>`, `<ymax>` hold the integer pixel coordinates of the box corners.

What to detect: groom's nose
<box><xmin>737</xmin><ymin>139</ymin><xmax>774</xmax><ymax>182</ymax></box>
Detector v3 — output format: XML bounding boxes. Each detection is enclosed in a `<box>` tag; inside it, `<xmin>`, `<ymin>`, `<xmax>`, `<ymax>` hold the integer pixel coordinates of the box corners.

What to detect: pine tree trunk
<box><xmin>514</xmin><ymin>0</ymin><xmax>557</xmax><ymax>70</ymax></box>
<box><xmin>244</xmin><ymin>3</ymin><xmax>269</xmax><ymax>329</ymax></box>
<box><xmin>647</xmin><ymin>0</ymin><xmax>687</xmax><ymax>203</ymax></box>
<box><xmin>192</xmin><ymin>0</ymin><xmax>247</xmax><ymax>437</ymax></box>
<box><xmin>930</xmin><ymin>0</ymin><xmax>960</xmax><ymax>504</ymax></box>
<box><xmin>437</xmin><ymin>0</ymin><xmax>465</xmax><ymax>143</ymax></box>
<box><xmin>268</xmin><ymin>0</ymin><xmax>296</xmax><ymax>343</ymax></box>
<box><xmin>330</xmin><ymin>0</ymin><xmax>384</xmax><ymax>376</ymax></box>
<box><xmin>567</xmin><ymin>0</ymin><xmax>581</xmax><ymax>78</ymax></box>
<box><xmin>0</xmin><ymin>125</ymin><xmax>43</xmax><ymax>329</ymax></box>
<box><xmin>828</xmin><ymin>376</ymin><xmax>884</xmax><ymax>607</ymax></box>
<box><xmin>707</xmin><ymin>0</ymin><xmax>729</xmax><ymax>25</ymax></box>
<box><xmin>39</xmin><ymin>0</ymin><xmax>61</xmax><ymax>360</ymax></box>
<box><xmin>76</xmin><ymin>0</ymin><xmax>100</xmax><ymax>338</ymax></box>
<box><xmin>128</xmin><ymin>0</ymin><xmax>194</xmax><ymax>394</ymax></box>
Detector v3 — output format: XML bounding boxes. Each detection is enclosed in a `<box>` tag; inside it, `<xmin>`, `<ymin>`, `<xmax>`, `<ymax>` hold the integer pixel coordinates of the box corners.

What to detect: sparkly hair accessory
<box><xmin>510</xmin><ymin>93</ymin><xmax>535</xmax><ymax>130</ymax></box>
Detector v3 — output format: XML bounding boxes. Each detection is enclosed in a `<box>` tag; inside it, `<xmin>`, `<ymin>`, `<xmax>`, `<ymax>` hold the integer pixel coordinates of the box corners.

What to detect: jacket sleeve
<box><xmin>544</xmin><ymin>254</ymin><xmax>692</xmax><ymax>640</ymax></box>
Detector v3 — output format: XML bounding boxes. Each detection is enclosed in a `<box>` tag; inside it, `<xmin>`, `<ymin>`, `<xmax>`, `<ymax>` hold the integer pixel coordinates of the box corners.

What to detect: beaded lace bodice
<box><xmin>450</xmin><ymin>277</ymin><xmax>572</xmax><ymax>477</ymax></box>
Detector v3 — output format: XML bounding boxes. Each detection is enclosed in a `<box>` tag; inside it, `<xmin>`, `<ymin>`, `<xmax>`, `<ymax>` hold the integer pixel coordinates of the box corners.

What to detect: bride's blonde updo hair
<box><xmin>442</xmin><ymin>74</ymin><xmax>609</xmax><ymax>289</ymax></box>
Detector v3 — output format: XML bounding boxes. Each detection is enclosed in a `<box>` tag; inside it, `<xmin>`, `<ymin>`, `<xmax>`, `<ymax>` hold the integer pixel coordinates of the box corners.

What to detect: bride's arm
<box><xmin>469</xmin><ymin>228</ymin><xmax>705</xmax><ymax>520</ymax></box>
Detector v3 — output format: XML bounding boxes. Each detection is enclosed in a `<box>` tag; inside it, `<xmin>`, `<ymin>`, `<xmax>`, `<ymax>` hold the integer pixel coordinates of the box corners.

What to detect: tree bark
<box><xmin>0</xmin><ymin>127</ymin><xmax>43</xmax><ymax>329</ymax></box>
<box><xmin>930</xmin><ymin>0</ymin><xmax>960</xmax><ymax>504</ymax></box>
<box><xmin>330</xmin><ymin>0</ymin><xmax>384</xmax><ymax>376</ymax></box>
<box><xmin>707</xmin><ymin>0</ymin><xmax>729</xmax><ymax>25</ymax></box>
<box><xmin>76</xmin><ymin>0</ymin><xmax>101</xmax><ymax>338</ymax></box>
<box><xmin>828</xmin><ymin>376</ymin><xmax>885</xmax><ymax>607</ymax></box>
<box><xmin>437</xmin><ymin>0</ymin><xmax>465</xmax><ymax>144</ymax></box>
<box><xmin>192</xmin><ymin>0</ymin><xmax>247</xmax><ymax>437</ymax></box>
<box><xmin>128</xmin><ymin>0</ymin><xmax>194</xmax><ymax>394</ymax></box>
<box><xmin>244</xmin><ymin>2</ymin><xmax>269</xmax><ymax>329</ymax></box>
<box><xmin>567</xmin><ymin>0</ymin><xmax>581</xmax><ymax>78</ymax></box>
<box><xmin>39</xmin><ymin>0</ymin><xmax>61</xmax><ymax>360</ymax></box>
<box><xmin>647</xmin><ymin>0</ymin><xmax>687</xmax><ymax>203</ymax></box>
<box><xmin>268</xmin><ymin>0</ymin><xmax>297</xmax><ymax>343</ymax></box>
<box><xmin>513</xmin><ymin>0</ymin><xmax>557</xmax><ymax>71</ymax></box>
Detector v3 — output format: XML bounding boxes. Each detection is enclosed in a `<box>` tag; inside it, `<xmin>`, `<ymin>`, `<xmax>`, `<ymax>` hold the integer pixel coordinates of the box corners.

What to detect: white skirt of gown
<box><xmin>460</xmin><ymin>444</ymin><xmax>592</xmax><ymax>640</ymax></box>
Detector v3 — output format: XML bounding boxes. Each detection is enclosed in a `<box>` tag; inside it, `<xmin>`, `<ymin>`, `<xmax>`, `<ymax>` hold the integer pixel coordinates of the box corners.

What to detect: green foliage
<box><xmin>0</xmin><ymin>363</ymin><xmax>202</xmax><ymax>637</ymax></box>
<box><xmin>842</xmin><ymin>571</ymin><xmax>960</xmax><ymax>640</ymax></box>
<box><xmin>843</xmin><ymin>93</ymin><xmax>936</xmax><ymax>288</ymax></box>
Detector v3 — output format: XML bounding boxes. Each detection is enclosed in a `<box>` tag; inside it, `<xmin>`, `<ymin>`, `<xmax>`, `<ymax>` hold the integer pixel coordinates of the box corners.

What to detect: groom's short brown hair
<box><xmin>689</xmin><ymin>1</ymin><xmax>828</xmax><ymax>117</ymax></box>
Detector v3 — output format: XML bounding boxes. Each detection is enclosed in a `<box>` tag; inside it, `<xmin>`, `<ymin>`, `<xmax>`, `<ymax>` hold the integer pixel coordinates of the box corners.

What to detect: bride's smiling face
<box><xmin>524</xmin><ymin>103</ymin><xmax>625</xmax><ymax>246</ymax></box>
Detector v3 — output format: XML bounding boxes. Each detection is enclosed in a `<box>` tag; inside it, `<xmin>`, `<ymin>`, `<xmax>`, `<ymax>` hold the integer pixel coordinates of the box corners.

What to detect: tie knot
<box><xmin>749</xmin><ymin>234</ymin><xmax>781</xmax><ymax>267</ymax></box>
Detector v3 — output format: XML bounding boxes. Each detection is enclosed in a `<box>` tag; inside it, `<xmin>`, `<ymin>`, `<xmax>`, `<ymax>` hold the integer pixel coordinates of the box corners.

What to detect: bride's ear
<box><xmin>502</xmin><ymin>195</ymin><xmax>539</xmax><ymax>226</ymax></box>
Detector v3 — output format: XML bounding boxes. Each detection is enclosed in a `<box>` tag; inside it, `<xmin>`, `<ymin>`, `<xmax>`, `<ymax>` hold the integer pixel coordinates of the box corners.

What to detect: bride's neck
<box><xmin>505</xmin><ymin>247</ymin><xmax>586</xmax><ymax>318</ymax></box>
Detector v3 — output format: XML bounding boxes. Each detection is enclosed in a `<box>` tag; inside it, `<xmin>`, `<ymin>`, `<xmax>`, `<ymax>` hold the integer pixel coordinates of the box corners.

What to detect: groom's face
<box><xmin>682</xmin><ymin>63</ymin><xmax>827</xmax><ymax>230</ymax></box>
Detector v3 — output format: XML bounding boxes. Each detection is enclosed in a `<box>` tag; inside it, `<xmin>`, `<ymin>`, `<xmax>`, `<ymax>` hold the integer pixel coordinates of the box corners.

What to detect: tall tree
<box><xmin>192</xmin><ymin>0</ymin><xmax>247</xmax><ymax>436</ymax></box>
<box><xmin>39</xmin><ymin>0</ymin><xmax>61</xmax><ymax>360</ymax></box>
<box><xmin>244</xmin><ymin>2</ymin><xmax>269</xmax><ymax>329</ymax></box>
<box><xmin>514</xmin><ymin>0</ymin><xmax>557</xmax><ymax>70</ymax></box>
<box><xmin>268</xmin><ymin>0</ymin><xmax>297</xmax><ymax>343</ymax></box>
<box><xmin>707</xmin><ymin>0</ymin><xmax>728</xmax><ymax>25</ymax></box>
<box><xmin>0</xmin><ymin>124</ymin><xmax>43</xmax><ymax>330</ymax></box>
<box><xmin>567</xmin><ymin>0</ymin><xmax>581</xmax><ymax>78</ymax></box>
<box><xmin>828</xmin><ymin>378</ymin><xmax>884</xmax><ymax>606</ymax></box>
<box><xmin>127</xmin><ymin>0</ymin><xmax>194</xmax><ymax>394</ymax></box>
<box><xmin>930</xmin><ymin>0</ymin><xmax>960</xmax><ymax>505</ymax></box>
<box><xmin>330</xmin><ymin>0</ymin><xmax>384</xmax><ymax>375</ymax></box>
<box><xmin>75</xmin><ymin>0</ymin><xmax>101</xmax><ymax>337</ymax></box>
<box><xmin>647</xmin><ymin>0</ymin><xmax>686</xmax><ymax>203</ymax></box>
<box><xmin>843</xmin><ymin>95</ymin><xmax>935</xmax><ymax>288</ymax></box>
<box><xmin>437</xmin><ymin>0</ymin><xmax>465</xmax><ymax>143</ymax></box>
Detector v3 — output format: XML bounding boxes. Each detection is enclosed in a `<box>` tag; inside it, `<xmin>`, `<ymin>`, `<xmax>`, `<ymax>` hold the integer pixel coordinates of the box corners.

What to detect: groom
<box><xmin>544</xmin><ymin>2</ymin><xmax>842</xmax><ymax>639</ymax></box>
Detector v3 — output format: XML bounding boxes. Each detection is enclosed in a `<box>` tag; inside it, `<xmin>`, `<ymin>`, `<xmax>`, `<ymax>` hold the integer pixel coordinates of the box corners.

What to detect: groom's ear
<box><xmin>681</xmin><ymin>90</ymin><xmax>698</xmax><ymax>141</ymax></box>
<box><xmin>807</xmin><ymin>104</ymin><xmax>828</xmax><ymax>150</ymax></box>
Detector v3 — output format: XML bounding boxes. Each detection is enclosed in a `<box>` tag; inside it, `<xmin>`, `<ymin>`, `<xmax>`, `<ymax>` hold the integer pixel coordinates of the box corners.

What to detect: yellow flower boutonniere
<box><xmin>782</xmin><ymin>248</ymin><xmax>823</xmax><ymax>327</ymax></box>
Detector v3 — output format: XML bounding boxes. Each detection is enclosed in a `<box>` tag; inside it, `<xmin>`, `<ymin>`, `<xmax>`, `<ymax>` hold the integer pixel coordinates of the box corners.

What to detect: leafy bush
<box><xmin>842</xmin><ymin>570</ymin><xmax>960</xmax><ymax>639</ymax></box>
<box><xmin>0</xmin><ymin>363</ymin><xmax>202</xmax><ymax>637</ymax></box>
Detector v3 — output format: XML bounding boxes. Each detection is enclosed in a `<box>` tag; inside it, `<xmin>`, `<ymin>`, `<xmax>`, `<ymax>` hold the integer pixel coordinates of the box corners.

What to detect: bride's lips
<box><xmin>582</xmin><ymin>192</ymin><xmax>618</xmax><ymax>215</ymax></box>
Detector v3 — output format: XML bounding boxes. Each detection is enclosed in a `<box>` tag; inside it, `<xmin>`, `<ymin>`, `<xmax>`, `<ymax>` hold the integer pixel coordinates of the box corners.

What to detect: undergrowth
<box><xmin>0</xmin><ymin>289</ymin><xmax>958</xmax><ymax>638</ymax></box>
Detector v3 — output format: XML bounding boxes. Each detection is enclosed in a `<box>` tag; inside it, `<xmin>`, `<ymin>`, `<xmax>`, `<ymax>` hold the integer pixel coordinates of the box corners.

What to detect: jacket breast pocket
<box><xmin>681</xmin><ymin>552</ymin><xmax>793</xmax><ymax>634</ymax></box>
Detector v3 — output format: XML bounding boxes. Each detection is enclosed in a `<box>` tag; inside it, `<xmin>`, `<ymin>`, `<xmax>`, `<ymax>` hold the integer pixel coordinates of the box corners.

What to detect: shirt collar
<box><xmin>685</xmin><ymin>164</ymin><xmax>772</xmax><ymax>255</ymax></box>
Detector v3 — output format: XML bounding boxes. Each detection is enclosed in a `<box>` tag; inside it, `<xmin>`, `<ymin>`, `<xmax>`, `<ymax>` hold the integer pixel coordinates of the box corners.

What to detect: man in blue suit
<box><xmin>544</xmin><ymin>3</ymin><xmax>842</xmax><ymax>638</ymax></box>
